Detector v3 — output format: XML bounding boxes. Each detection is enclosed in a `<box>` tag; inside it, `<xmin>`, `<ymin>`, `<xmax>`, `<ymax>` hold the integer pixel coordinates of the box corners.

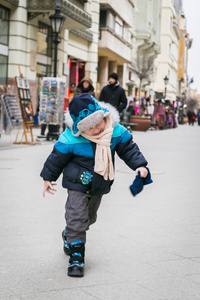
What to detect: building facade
<box><xmin>0</xmin><ymin>0</ymin><xmax>98</xmax><ymax>112</ymax></box>
<box><xmin>0</xmin><ymin>0</ymin><xmax>194</xmax><ymax>114</ymax></box>
<box><xmin>154</xmin><ymin>0</ymin><xmax>182</xmax><ymax>101</ymax></box>
<box><xmin>133</xmin><ymin>0</ymin><xmax>162</xmax><ymax>101</ymax></box>
<box><xmin>97</xmin><ymin>0</ymin><xmax>136</xmax><ymax>98</ymax></box>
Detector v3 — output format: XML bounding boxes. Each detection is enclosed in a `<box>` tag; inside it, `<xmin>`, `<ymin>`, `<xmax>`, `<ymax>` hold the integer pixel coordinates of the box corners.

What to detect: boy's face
<box><xmin>82</xmin><ymin>119</ymin><xmax>105</xmax><ymax>136</ymax></box>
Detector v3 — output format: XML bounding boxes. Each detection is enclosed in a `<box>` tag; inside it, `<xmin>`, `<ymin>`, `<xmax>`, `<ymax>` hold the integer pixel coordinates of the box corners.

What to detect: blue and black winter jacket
<box><xmin>40</xmin><ymin>104</ymin><xmax>147</xmax><ymax>196</ymax></box>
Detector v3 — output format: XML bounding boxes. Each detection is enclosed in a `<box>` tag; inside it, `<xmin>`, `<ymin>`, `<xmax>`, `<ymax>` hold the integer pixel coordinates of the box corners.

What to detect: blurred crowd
<box><xmin>123</xmin><ymin>96</ymin><xmax>200</xmax><ymax>129</ymax></box>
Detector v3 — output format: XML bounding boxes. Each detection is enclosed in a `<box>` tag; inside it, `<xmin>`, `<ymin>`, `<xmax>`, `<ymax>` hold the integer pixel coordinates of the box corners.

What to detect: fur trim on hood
<box><xmin>64</xmin><ymin>101</ymin><xmax>120</xmax><ymax>130</ymax></box>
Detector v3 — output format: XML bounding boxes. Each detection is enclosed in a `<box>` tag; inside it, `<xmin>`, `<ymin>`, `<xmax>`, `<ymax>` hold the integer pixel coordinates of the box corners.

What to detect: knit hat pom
<box><xmin>69</xmin><ymin>93</ymin><xmax>110</xmax><ymax>136</ymax></box>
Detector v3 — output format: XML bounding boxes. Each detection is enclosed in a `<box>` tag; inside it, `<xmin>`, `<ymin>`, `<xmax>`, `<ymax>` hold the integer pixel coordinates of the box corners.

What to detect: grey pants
<box><xmin>65</xmin><ymin>190</ymin><xmax>102</xmax><ymax>244</ymax></box>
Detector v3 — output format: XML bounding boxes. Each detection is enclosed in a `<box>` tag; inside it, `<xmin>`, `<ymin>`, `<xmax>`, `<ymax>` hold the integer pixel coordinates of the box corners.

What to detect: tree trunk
<box><xmin>138</xmin><ymin>78</ymin><xmax>142</xmax><ymax>100</ymax></box>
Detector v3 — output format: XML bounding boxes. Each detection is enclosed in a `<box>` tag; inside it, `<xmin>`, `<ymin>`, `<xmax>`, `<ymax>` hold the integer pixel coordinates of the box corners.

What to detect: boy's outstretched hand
<box><xmin>43</xmin><ymin>181</ymin><xmax>57</xmax><ymax>197</ymax></box>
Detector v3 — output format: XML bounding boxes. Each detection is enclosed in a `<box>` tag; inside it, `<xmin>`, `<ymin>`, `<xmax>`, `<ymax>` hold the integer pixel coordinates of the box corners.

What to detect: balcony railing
<box><xmin>69</xmin><ymin>29</ymin><xmax>93</xmax><ymax>42</ymax></box>
<box><xmin>4</xmin><ymin>0</ymin><xmax>19</xmax><ymax>6</ymax></box>
<box><xmin>27</xmin><ymin>0</ymin><xmax>92</xmax><ymax>29</ymax></box>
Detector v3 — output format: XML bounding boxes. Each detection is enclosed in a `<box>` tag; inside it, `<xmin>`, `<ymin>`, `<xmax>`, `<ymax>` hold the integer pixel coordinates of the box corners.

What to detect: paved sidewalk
<box><xmin>0</xmin><ymin>124</ymin><xmax>200</xmax><ymax>299</ymax></box>
<box><xmin>0</xmin><ymin>126</ymin><xmax>51</xmax><ymax>150</ymax></box>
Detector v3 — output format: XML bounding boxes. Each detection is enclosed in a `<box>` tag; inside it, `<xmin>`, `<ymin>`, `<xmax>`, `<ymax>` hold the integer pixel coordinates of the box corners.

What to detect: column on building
<box><xmin>0</xmin><ymin>5</ymin><xmax>10</xmax><ymax>85</ymax></box>
<box><xmin>109</xmin><ymin>61</ymin><xmax>117</xmax><ymax>74</ymax></box>
<box><xmin>98</xmin><ymin>56</ymin><xmax>109</xmax><ymax>95</ymax></box>
<box><xmin>7</xmin><ymin>3</ymin><xmax>27</xmax><ymax>85</ymax></box>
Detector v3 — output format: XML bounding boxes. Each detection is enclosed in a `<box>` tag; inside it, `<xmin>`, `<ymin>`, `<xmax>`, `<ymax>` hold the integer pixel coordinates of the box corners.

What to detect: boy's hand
<box><xmin>135</xmin><ymin>167</ymin><xmax>148</xmax><ymax>178</ymax></box>
<box><xmin>130</xmin><ymin>167</ymin><xmax>153</xmax><ymax>197</ymax></box>
<box><xmin>43</xmin><ymin>181</ymin><xmax>57</xmax><ymax>197</ymax></box>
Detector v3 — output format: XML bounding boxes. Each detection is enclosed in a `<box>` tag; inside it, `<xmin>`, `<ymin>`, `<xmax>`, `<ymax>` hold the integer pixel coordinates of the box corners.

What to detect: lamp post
<box><xmin>46</xmin><ymin>8</ymin><xmax>65</xmax><ymax>141</ymax></box>
<box><xmin>49</xmin><ymin>7</ymin><xmax>66</xmax><ymax>77</ymax></box>
<box><xmin>163</xmin><ymin>75</ymin><xmax>169</xmax><ymax>99</ymax></box>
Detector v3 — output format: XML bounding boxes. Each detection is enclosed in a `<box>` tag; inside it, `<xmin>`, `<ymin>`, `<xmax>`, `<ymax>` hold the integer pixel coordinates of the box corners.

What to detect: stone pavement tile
<box><xmin>21</xmin><ymin>288</ymin><xmax>97</xmax><ymax>300</ymax></box>
<box><xmin>191</xmin><ymin>258</ymin><xmax>200</xmax><ymax>264</ymax></box>
<box><xmin>135</xmin><ymin>276</ymin><xmax>200</xmax><ymax>300</ymax></box>
<box><xmin>182</xmin><ymin>273</ymin><xmax>200</xmax><ymax>285</ymax></box>
<box><xmin>55</xmin><ymin>265</ymin><xmax>128</xmax><ymax>288</ymax></box>
<box><xmin>148</xmin><ymin>258</ymin><xmax>200</xmax><ymax>276</ymax></box>
<box><xmin>130</xmin><ymin>246</ymin><xmax>184</xmax><ymax>264</ymax></box>
<box><xmin>3</xmin><ymin>267</ymin><xmax>140</xmax><ymax>299</ymax></box>
<box><xmin>82</xmin><ymin>281</ymin><xmax>156</xmax><ymax>300</ymax></box>
<box><xmin>161</xmin><ymin>228</ymin><xmax>200</xmax><ymax>246</ymax></box>
<box><xmin>2</xmin><ymin>271</ymin><xmax>73</xmax><ymax>295</ymax></box>
<box><xmin>1</xmin><ymin>248</ymin><xmax>132</xmax><ymax>296</ymax></box>
<box><xmin>0</xmin><ymin>279</ymin><xmax>18</xmax><ymax>299</ymax></box>
<box><xmin>88</xmin><ymin>233</ymin><xmax>182</xmax><ymax>264</ymax></box>
<box><xmin>0</xmin><ymin>243</ymin><xmax>64</xmax><ymax>263</ymax></box>
<box><xmin>94</xmin><ymin>247</ymin><xmax>172</xmax><ymax>282</ymax></box>
<box><xmin>165</xmin><ymin>244</ymin><xmax>200</xmax><ymax>259</ymax></box>
<box><xmin>0</xmin><ymin>247</ymin><xmax>66</xmax><ymax>277</ymax></box>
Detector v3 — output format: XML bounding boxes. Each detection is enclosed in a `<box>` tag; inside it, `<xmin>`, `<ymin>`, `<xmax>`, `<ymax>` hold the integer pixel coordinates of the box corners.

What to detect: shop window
<box><xmin>0</xmin><ymin>54</ymin><xmax>8</xmax><ymax>84</ymax></box>
<box><xmin>0</xmin><ymin>5</ymin><xmax>9</xmax><ymax>45</ymax></box>
<box><xmin>37</xmin><ymin>22</ymin><xmax>52</xmax><ymax>57</ymax></box>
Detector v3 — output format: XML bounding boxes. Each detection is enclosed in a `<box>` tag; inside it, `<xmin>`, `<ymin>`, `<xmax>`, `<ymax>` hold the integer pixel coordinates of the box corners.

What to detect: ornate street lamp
<box><xmin>46</xmin><ymin>8</ymin><xmax>65</xmax><ymax>141</ymax></box>
<box><xmin>163</xmin><ymin>75</ymin><xmax>169</xmax><ymax>98</ymax></box>
<box><xmin>49</xmin><ymin>7</ymin><xmax>66</xmax><ymax>77</ymax></box>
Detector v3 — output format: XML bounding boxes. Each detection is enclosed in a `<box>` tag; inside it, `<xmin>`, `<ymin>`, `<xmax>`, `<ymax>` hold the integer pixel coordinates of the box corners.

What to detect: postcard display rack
<box><xmin>14</xmin><ymin>76</ymin><xmax>38</xmax><ymax>144</ymax></box>
<box><xmin>0</xmin><ymin>94</ymin><xmax>23</xmax><ymax>135</ymax></box>
<box><xmin>39</xmin><ymin>78</ymin><xmax>65</xmax><ymax>139</ymax></box>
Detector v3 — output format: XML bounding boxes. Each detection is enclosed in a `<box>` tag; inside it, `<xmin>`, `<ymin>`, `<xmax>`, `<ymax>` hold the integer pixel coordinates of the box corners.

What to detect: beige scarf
<box><xmin>81</xmin><ymin>116</ymin><xmax>114</xmax><ymax>180</ymax></box>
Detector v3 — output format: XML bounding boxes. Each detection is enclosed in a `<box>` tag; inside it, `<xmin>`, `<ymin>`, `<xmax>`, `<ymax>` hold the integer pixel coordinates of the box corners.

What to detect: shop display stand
<box><xmin>0</xmin><ymin>94</ymin><xmax>23</xmax><ymax>136</ymax></box>
<box><xmin>38</xmin><ymin>77</ymin><xmax>65</xmax><ymax>141</ymax></box>
<box><xmin>14</xmin><ymin>75</ymin><xmax>40</xmax><ymax>145</ymax></box>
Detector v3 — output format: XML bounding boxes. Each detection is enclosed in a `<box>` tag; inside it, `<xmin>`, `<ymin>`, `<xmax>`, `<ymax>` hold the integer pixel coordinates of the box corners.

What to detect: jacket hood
<box><xmin>64</xmin><ymin>101</ymin><xmax>120</xmax><ymax>129</ymax></box>
<box><xmin>78</xmin><ymin>77</ymin><xmax>94</xmax><ymax>90</ymax></box>
<box><xmin>107</xmin><ymin>81</ymin><xmax>120</xmax><ymax>89</ymax></box>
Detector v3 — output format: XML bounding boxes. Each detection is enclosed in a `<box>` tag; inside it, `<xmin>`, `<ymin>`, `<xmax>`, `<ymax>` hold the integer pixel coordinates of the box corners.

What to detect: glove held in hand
<box><xmin>129</xmin><ymin>167</ymin><xmax>153</xmax><ymax>197</ymax></box>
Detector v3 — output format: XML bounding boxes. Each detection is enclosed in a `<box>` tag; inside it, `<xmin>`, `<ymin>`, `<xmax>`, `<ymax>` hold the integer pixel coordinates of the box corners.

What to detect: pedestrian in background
<box><xmin>187</xmin><ymin>110</ymin><xmax>196</xmax><ymax>126</ymax></box>
<box><xmin>74</xmin><ymin>76</ymin><xmax>95</xmax><ymax>97</ymax></box>
<box><xmin>40</xmin><ymin>93</ymin><xmax>152</xmax><ymax>278</ymax></box>
<box><xmin>0</xmin><ymin>84</ymin><xmax>8</xmax><ymax>134</ymax></box>
<box><xmin>197</xmin><ymin>109</ymin><xmax>200</xmax><ymax>126</ymax></box>
<box><xmin>99</xmin><ymin>72</ymin><xmax>127</xmax><ymax>121</ymax></box>
<box><xmin>126</xmin><ymin>100</ymin><xmax>135</xmax><ymax>122</ymax></box>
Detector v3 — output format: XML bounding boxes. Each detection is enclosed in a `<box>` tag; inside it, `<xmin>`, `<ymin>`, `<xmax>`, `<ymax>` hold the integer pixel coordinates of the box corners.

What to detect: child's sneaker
<box><xmin>62</xmin><ymin>229</ymin><xmax>70</xmax><ymax>256</ymax></box>
<box><xmin>68</xmin><ymin>241</ymin><xmax>85</xmax><ymax>277</ymax></box>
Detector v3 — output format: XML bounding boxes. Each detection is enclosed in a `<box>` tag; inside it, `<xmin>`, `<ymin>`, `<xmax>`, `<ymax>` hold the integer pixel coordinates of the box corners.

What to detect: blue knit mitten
<box><xmin>129</xmin><ymin>167</ymin><xmax>153</xmax><ymax>197</ymax></box>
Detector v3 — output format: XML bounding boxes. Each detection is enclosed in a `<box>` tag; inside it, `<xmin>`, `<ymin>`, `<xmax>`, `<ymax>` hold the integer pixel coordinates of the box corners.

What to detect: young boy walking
<box><xmin>40</xmin><ymin>93</ymin><xmax>152</xmax><ymax>277</ymax></box>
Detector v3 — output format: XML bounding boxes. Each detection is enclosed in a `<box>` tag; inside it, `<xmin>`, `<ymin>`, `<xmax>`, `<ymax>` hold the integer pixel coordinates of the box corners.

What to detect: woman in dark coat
<box><xmin>74</xmin><ymin>77</ymin><xmax>95</xmax><ymax>97</ymax></box>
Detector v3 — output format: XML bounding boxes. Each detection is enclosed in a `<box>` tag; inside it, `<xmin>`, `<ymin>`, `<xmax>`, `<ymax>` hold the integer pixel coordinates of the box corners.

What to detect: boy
<box><xmin>41</xmin><ymin>93</ymin><xmax>151</xmax><ymax>277</ymax></box>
